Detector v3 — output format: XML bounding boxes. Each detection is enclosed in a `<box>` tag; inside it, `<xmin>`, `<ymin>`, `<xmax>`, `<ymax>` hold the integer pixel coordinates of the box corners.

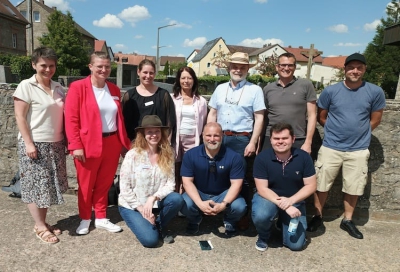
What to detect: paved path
<box><xmin>0</xmin><ymin>192</ymin><xmax>398</xmax><ymax>272</ymax></box>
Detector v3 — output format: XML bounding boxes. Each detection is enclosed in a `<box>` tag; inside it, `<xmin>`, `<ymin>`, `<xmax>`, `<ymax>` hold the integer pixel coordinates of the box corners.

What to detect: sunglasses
<box><xmin>209</xmin><ymin>160</ymin><xmax>216</xmax><ymax>173</ymax></box>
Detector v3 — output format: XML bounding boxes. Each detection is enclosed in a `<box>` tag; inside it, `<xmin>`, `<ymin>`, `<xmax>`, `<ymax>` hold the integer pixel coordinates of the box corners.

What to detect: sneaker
<box><xmin>76</xmin><ymin>219</ymin><xmax>91</xmax><ymax>235</ymax></box>
<box><xmin>95</xmin><ymin>219</ymin><xmax>122</xmax><ymax>233</ymax></box>
<box><xmin>340</xmin><ymin>219</ymin><xmax>363</xmax><ymax>239</ymax></box>
<box><xmin>224</xmin><ymin>223</ymin><xmax>237</xmax><ymax>237</ymax></box>
<box><xmin>162</xmin><ymin>233</ymin><xmax>175</xmax><ymax>244</ymax></box>
<box><xmin>255</xmin><ymin>237</ymin><xmax>268</xmax><ymax>252</ymax></box>
<box><xmin>156</xmin><ymin>221</ymin><xmax>174</xmax><ymax>244</ymax></box>
<box><xmin>306</xmin><ymin>215</ymin><xmax>323</xmax><ymax>232</ymax></box>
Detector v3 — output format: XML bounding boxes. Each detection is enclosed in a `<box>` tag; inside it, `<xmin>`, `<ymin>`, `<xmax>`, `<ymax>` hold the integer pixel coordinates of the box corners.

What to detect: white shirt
<box><xmin>180</xmin><ymin>104</ymin><xmax>196</xmax><ymax>135</ymax></box>
<box><xmin>92</xmin><ymin>85</ymin><xmax>117</xmax><ymax>133</ymax></box>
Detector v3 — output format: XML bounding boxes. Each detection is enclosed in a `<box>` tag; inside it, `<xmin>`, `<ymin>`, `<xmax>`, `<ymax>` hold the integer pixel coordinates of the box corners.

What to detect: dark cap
<box><xmin>344</xmin><ymin>53</ymin><xmax>366</xmax><ymax>66</ymax></box>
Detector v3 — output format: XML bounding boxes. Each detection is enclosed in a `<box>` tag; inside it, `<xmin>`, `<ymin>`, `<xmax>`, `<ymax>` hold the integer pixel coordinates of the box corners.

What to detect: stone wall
<box><xmin>1</xmin><ymin>87</ymin><xmax>399</xmax><ymax>220</ymax></box>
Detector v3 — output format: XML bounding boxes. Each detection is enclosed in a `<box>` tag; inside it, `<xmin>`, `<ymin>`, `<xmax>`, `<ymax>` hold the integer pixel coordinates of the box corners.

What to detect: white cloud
<box><xmin>334</xmin><ymin>42</ymin><xmax>362</xmax><ymax>47</ymax></box>
<box><xmin>183</xmin><ymin>37</ymin><xmax>207</xmax><ymax>47</ymax></box>
<box><xmin>328</xmin><ymin>24</ymin><xmax>348</xmax><ymax>33</ymax></box>
<box><xmin>134</xmin><ymin>35</ymin><xmax>143</xmax><ymax>39</ymax></box>
<box><xmin>43</xmin><ymin>0</ymin><xmax>71</xmax><ymax>12</ymax></box>
<box><xmin>239</xmin><ymin>37</ymin><xmax>284</xmax><ymax>47</ymax></box>
<box><xmin>364</xmin><ymin>19</ymin><xmax>381</xmax><ymax>31</ymax></box>
<box><xmin>164</xmin><ymin>19</ymin><xmax>192</xmax><ymax>29</ymax></box>
<box><xmin>254</xmin><ymin>0</ymin><xmax>268</xmax><ymax>3</ymax></box>
<box><xmin>114</xmin><ymin>44</ymin><xmax>125</xmax><ymax>48</ymax></box>
<box><xmin>118</xmin><ymin>5</ymin><xmax>151</xmax><ymax>27</ymax></box>
<box><xmin>305</xmin><ymin>28</ymin><xmax>311</xmax><ymax>33</ymax></box>
<box><xmin>93</xmin><ymin>14</ymin><xmax>123</xmax><ymax>28</ymax></box>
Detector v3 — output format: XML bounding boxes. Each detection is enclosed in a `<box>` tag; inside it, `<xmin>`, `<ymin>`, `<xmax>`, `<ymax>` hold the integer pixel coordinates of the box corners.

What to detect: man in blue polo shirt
<box><xmin>180</xmin><ymin>122</ymin><xmax>247</xmax><ymax>237</ymax></box>
<box><xmin>252</xmin><ymin>123</ymin><xmax>316</xmax><ymax>251</ymax></box>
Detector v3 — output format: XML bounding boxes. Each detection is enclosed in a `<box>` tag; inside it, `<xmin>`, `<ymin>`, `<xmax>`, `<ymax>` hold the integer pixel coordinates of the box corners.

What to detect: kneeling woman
<box><xmin>118</xmin><ymin>115</ymin><xmax>183</xmax><ymax>247</ymax></box>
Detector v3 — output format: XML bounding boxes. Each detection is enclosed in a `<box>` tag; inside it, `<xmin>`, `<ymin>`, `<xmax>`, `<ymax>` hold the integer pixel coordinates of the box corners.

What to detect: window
<box><xmin>122</xmin><ymin>57</ymin><xmax>128</xmax><ymax>63</ymax></box>
<box><xmin>33</xmin><ymin>11</ymin><xmax>40</xmax><ymax>22</ymax></box>
<box><xmin>12</xmin><ymin>33</ymin><xmax>17</xmax><ymax>48</ymax></box>
<box><xmin>207</xmin><ymin>63</ymin><xmax>210</xmax><ymax>68</ymax></box>
<box><xmin>20</xmin><ymin>10</ymin><xmax>27</xmax><ymax>18</ymax></box>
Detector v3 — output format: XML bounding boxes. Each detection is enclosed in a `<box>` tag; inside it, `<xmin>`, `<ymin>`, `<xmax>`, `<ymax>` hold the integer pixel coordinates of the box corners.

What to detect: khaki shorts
<box><xmin>315</xmin><ymin>146</ymin><xmax>370</xmax><ymax>196</ymax></box>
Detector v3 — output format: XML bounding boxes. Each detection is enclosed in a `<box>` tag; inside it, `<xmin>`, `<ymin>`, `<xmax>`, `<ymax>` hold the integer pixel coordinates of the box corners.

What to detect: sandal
<box><xmin>35</xmin><ymin>229</ymin><xmax>59</xmax><ymax>244</ymax></box>
<box><xmin>33</xmin><ymin>223</ymin><xmax>62</xmax><ymax>235</ymax></box>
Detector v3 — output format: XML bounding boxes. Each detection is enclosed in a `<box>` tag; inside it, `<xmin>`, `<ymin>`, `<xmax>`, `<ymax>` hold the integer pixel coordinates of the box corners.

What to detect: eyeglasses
<box><xmin>209</xmin><ymin>160</ymin><xmax>216</xmax><ymax>173</ymax></box>
<box><xmin>277</xmin><ymin>64</ymin><xmax>295</xmax><ymax>69</ymax></box>
<box><xmin>93</xmin><ymin>65</ymin><xmax>111</xmax><ymax>71</ymax></box>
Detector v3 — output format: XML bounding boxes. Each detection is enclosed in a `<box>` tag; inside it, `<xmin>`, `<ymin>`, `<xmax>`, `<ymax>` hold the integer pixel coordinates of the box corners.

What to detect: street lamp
<box><xmin>156</xmin><ymin>23</ymin><xmax>176</xmax><ymax>74</ymax></box>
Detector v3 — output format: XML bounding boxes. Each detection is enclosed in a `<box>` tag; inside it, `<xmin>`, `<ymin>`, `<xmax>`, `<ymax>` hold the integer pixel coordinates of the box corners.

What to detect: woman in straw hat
<box><xmin>118</xmin><ymin>115</ymin><xmax>184</xmax><ymax>247</ymax></box>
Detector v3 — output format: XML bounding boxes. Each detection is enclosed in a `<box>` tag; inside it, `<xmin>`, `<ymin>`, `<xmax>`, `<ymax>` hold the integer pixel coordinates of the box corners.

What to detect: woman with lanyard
<box><xmin>122</xmin><ymin>59</ymin><xmax>176</xmax><ymax>142</ymax></box>
<box><xmin>65</xmin><ymin>51</ymin><xmax>131</xmax><ymax>235</ymax></box>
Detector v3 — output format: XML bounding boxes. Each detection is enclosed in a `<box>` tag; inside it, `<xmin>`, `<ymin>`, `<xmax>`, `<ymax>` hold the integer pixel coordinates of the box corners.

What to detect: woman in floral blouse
<box><xmin>118</xmin><ymin>115</ymin><xmax>184</xmax><ymax>247</ymax></box>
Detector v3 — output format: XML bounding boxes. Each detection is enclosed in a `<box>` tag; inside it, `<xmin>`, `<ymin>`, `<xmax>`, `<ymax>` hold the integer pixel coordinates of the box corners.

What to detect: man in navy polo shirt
<box><xmin>252</xmin><ymin>123</ymin><xmax>316</xmax><ymax>251</ymax></box>
<box><xmin>180</xmin><ymin>122</ymin><xmax>247</xmax><ymax>237</ymax></box>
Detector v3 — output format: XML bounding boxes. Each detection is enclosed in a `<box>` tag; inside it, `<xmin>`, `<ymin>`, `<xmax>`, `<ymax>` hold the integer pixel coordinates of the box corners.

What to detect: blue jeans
<box><xmin>251</xmin><ymin>193</ymin><xmax>307</xmax><ymax>251</ymax></box>
<box><xmin>181</xmin><ymin>189</ymin><xmax>247</xmax><ymax>227</ymax></box>
<box><xmin>119</xmin><ymin>192</ymin><xmax>183</xmax><ymax>248</ymax></box>
<box><xmin>223</xmin><ymin>135</ymin><xmax>250</xmax><ymax>202</ymax></box>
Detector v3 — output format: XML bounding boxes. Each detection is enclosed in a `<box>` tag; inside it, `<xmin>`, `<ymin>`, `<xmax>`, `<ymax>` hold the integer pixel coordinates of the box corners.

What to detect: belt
<box><xmin>102</xmin><ymin>131</ymin><xmax>117</xmax><ymax>138</ymax></box>
<box><xmin>223</xmin><ymin>130</ymin><xmax>251</xmax><ymax>137</ymax></box>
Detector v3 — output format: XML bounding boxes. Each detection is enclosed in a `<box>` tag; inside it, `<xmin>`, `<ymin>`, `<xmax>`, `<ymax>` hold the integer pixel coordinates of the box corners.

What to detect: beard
<box><xmin>205</xmin><ymin>141</ymin><xmax>222</xmax><ymax>150</ymax></box>
<box><xmin>230</xmin><ymin>71</ymin><xmax>247</xmax><ymax>82</ymax></box>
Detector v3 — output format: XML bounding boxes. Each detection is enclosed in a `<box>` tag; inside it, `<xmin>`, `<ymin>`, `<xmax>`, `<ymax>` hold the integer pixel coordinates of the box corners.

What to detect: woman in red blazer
<box><xmin>65</xmin><ymin>52</ymin><xmax>131</xmax><ymax>235</ymax></box>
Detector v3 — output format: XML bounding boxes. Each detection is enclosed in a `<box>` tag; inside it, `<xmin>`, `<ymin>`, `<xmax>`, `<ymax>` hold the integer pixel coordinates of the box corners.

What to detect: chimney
<box><xmin>299</xmin><ymin>46</ymin><xmax>303</xmax><ymax>49</ymax></box>
<box><xmin>52</xmin><ymin>7</ymin><xmax>57</xmax><ymax>10</ymax></box>
<box><xmin>288</xmin><ymin>45</ymin><xmax>292</xmax><ymax>48</ymax></box>
<box><xmin>41</xmin><ymin>0</ymin><xmax>45</xmax><ymax>4</ymax></box>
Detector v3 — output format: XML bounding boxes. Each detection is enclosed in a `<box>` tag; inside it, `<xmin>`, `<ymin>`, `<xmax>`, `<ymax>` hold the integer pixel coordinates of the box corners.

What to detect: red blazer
<box><xmin>65</xmin><ymin>76</ymin><xmax>131</xmax><ymax>158</ymax></box>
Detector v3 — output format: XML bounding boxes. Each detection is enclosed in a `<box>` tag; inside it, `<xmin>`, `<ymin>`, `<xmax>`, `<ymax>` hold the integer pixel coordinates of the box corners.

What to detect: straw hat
<box><xmin>224</xmin><ymin>52</ymin><xmax>256</xmax><ymax>68</ymax></box>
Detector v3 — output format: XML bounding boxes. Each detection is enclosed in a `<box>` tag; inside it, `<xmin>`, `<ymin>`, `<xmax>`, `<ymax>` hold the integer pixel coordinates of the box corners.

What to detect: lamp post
<box><xmin>156</xmin><ymin>23</ymin><xmax>176</xmax><ymax>75</ymax></box>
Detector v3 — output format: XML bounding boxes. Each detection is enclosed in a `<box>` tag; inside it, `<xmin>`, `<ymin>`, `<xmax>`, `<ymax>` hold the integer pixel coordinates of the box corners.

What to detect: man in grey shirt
<box><xmin>262</xmin><ymin>52</ymin><xmax>317</xmax><ymax>154</ymax></box>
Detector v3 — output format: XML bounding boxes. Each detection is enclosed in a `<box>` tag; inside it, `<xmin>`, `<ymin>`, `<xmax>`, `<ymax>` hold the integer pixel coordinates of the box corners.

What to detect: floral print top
<box><xmin>118</xmin><ymin>148</ymin><xmax>175</xmax><ymax>210</ymax></box>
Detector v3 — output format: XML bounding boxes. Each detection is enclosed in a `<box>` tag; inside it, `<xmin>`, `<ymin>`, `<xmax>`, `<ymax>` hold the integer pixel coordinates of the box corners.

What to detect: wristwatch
<box><xmin>221</xmin><ymin>200</ymin><xmax>231</xmax><ymax>208</ymax></box>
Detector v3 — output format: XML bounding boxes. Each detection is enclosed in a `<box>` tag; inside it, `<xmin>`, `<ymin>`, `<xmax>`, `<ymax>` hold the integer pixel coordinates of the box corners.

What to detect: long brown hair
<box><xmin>132</xmin><ymin>128</ymin><xmax>174</xmax><ymax>176</ymax></box>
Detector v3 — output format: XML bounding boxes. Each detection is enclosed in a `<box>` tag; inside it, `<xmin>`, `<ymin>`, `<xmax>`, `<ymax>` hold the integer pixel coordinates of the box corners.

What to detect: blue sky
<box><xmin>12</xmin><ymin>0</ymin><xmax>391</xmax><ymax>58</ymax></box>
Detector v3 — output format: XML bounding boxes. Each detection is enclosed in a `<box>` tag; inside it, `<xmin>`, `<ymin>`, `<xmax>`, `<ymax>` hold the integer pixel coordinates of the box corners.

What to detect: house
<box><xmin>322</xmin><ymin>56</ymin><xmax>347</xmax><ymax>68</ymax></box>
<box><xmin>94</xmin><ymin>40</ymin><xmax>114</xmax><ymax>61</ymax></box>
<box><xmin>15</xmin><ymin>0</ymin><xmax>96</xmax><ymax>55</ymax></box>
<box><xmin>186</xmin><ymin>49</ymin><xmax>200</xmax><ymax>65</ymax></box>
<box><xmin>190</xmin><ymin>37</ymin><xmax>231</xmax><ymax>76</ymax></box>
<box><xmin>248</xmin><ymin>44</ymin><xmax>287</xmax><ymax>75</ymax></box>
<box><xmin>0</xmin><ymin>0</ymin><xmax>28</xmax><ymax>55</ymax></box>
<box><xmin>113</xmin><ymin>52</ymin><xmax>155</xmax><ymax>65</ymax></box>
<box><xmin>159</xmin><ymin>56</ymin><xmax>185</xmax><ymax>74</ymax></box>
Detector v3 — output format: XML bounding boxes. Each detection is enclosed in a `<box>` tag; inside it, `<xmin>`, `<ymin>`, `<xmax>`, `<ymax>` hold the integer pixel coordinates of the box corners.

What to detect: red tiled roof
<box><xmin>159</xmin><ymin>56</ymin><xmax>185</xmax><ymax>65</ymax></box>
<box><xmin>113</xmin><ymin>53</ymin><xmax>155</xmax><ymax>65</ymax></box>
<box><xmin>322</xmin><ymin>56</ymin><xmax>347</xmax><ymax>68</ymax></box>
<box><xmin>284</xmin><ymin>46</ymin><xmax>323</xmax><ymax>63</ymax></box>
<box><xmin>94</xmin><ymin>40</ymin><xmax>106</xmax><ymax>52</ymax></box>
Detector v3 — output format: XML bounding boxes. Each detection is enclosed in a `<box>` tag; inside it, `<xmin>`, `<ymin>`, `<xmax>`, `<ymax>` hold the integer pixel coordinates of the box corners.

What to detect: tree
<box><xmin>363</xmin><ymin>0</ymin><xmax>400</xmax><ymax>98</ymax></box>
<box><xmin>163</xmin><ymin>61</ymin><xmax>170</xmax><ymax>76</ymax></box>
<box><xmin>210</xmin><ymin>50</ymin><xmax>231</xmax><ymax>68</ymax></box>
<box><xmin>255</xmin><ymin>52</ymin><xmax>278</xmax><ymax>77</ymax></box>
<box><xmin>39</xmin><ymin>10</ymin><xmax>90</xmax><ymax>76</ymax></box>
<box><xmin>169</xmin><ymin>61</ymin><xmax>187</xmax><ymax>75</ymax></box>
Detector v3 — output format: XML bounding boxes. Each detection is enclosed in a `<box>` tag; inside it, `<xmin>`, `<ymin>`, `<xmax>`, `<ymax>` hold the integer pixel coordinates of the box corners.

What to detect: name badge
<box><xmin>141</xmin><ymin>164</ymin><xmax>151</xmax><ymax>169</ymax></box>
<box><xmin>112</xmin><ymin>96</ymin><xmax>119</xmax><ymax>100</ymax></box>
<box><xmin>145</xmin><ymin>101</ymin><xmax>154</xmax><ymax>106</ymax></box>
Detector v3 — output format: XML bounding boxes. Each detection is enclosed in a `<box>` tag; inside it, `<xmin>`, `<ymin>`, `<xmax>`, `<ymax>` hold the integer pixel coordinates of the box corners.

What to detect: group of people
<box><xmin>13</xmin><ymin>47</ymin><xmax>385</xmax><ymax>251</ymax></box>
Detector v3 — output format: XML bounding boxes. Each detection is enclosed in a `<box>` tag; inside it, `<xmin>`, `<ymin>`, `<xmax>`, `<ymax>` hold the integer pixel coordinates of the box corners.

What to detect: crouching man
<box><xmin>251</xmin><ymin>123</ymin><xmax>316</xmax><ymax>251</ymax></box>
<box><xmin>180</xmin><ymin>122</ymin><xmax>247</xmax><ymax>237</ymax></box>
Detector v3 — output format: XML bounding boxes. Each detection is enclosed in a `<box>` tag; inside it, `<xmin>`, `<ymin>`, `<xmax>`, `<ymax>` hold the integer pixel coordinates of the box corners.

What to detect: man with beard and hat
<box><xmin>207</xmin><ymin>52</ymin><xmax>265</xmax><ymax>229</ymax></box>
